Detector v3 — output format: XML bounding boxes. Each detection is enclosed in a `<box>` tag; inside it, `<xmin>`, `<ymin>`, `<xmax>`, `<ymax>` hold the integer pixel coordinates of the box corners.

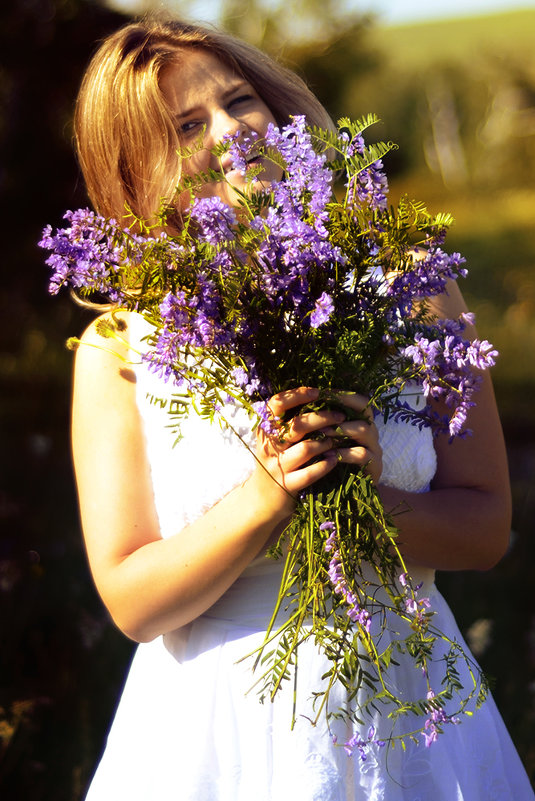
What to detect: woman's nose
<box><xmin>210</xmin><ymin>109</ymin><xmax>247</xmax><ymax>146</ymax></box>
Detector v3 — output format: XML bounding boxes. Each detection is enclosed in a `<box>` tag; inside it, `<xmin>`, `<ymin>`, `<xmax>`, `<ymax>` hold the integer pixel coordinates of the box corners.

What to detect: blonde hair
<box><xmin>74</xmin><ymin>17</ymin><xmax>335</xmax><ymax>226</ymax></box>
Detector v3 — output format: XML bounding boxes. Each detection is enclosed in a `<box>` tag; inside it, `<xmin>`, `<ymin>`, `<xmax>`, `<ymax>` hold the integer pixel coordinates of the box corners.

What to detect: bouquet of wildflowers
<box><xmin>40</xmin><ymin>114</ymin><xmax>496</xmax><ymax>754</ymax></box>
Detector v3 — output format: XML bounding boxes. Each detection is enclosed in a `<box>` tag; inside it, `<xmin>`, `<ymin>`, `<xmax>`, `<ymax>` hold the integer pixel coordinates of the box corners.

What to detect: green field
<box><xmin>357</xmin><ymin>8</ymin><xmax>535</xmax><ymax>396</ymax></box>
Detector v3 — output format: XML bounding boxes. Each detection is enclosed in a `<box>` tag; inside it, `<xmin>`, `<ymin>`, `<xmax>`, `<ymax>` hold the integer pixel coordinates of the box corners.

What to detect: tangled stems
<box><xmin>240</xmin><ymin>456</ymin><xmax>488</xmax><ymax>754</ymax></box>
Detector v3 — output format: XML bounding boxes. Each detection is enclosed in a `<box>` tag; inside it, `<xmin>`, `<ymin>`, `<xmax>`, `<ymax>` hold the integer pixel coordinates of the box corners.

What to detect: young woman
<box><xmin>71</xmin><ymin>16</ymin><xmax>533</xmax><ymax>800</ymax></box>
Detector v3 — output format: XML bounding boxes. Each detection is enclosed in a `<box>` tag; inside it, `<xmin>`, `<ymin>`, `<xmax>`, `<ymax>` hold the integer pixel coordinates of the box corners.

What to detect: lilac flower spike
<box><xmin>310</xmin><ymin>293</ymin><xmax>335</xmax><ymax>328</ymax></box>
<box><xmin>386</xmin><ymin>247</ymin><xmax>467</xmax><ymax>317</ymax></box>
<box><xmin>38</xmin><ymin>208</ymin><xmax>122</xmax><ymax>298</ymax></box>
<box><xmin>422</xmin><ymin>691</ymin><xmax>459</xmax><ymax>747</ymax></box>
<box><xmin>232</xmin><ymin>366</ymin><xmax>249</xmax><ymax>387</ymax></box>
<box><xmin>344</xmin><ymin>725</ymin><xmax>386</xmax><ymax>759</ymax></box>
<box><xmin>320</xmin><ymin>521</ymin><xmax>337</xmax><ymax>552</ymax></box>
<box><xmin>323</xmin><ymin>522</ymin><xmax>371</xmax><ymax>633</ymax></box>
<box><xmin>402</xmin><ymin>323</ymin><xmax>498</xmax><ymax>437</ymax></box>
<box><xmin>264</xmin><ymin>116</ymin><xmax>333</xmax><ymax>225</ymax></box>
<box><xmin>189</xmin><ymin>196</ymin><xmax>237</xmax><ymax>246</ymax></box>
<box><xmin>223</xmin><ymin>129</ymin><xmax>259</xmax><ymax>177</ymax></box>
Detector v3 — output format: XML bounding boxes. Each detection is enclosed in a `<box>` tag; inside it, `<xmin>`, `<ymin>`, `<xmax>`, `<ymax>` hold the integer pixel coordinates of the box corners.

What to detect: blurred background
<box><xmin>1</xmin><ymin>0</ymin><xmax>534</xmax><ymax>798</ymax></box>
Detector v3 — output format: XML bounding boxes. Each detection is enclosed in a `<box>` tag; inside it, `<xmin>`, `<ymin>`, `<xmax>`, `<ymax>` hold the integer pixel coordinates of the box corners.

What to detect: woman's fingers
<box><xmin>266</xmin><ymin>387</ymin><xmax>346</xmax><ymax>450</ymax></box>
<box><xmin>255</xmin><ymin>387</ymin><xmax>382</xmax><ymax>509</ymax></box>
<box><xmin>253</xmin><ymin>429</ymin><xmax>337</xmax><ymax>511</ymax></box>
<box><xmin>280</xmin><ymin>409</ymin><xmax>346</xmax><ymax>445</ymax></box>
<box><xmin>336</xmin><ymin>445</ymin><xmax>382</xmax><ymax>485</ymax></box>
<box><xmin>331</xmin><ymin>391</ymin><xmax>374</xmax><ymax>423</ymax></box>
<box><xmin>286</xmin><ymin>451</ymin><xmax>338</xmax><ymax>491</ymax></box>
<box><xmin>268</xmin><ymin>388</ymin><xmax>371</xmax><ymax>424</ymax></box>
<box><xmin>322</xmin><ymin>416</ymin><xmax>383</xmax><ymax>484</ymax></box>
<box><xmin>277</xmin><ymin>434</ymin><xmax>336</xmax><ymax>471</ymax></box>
<box><xmin>322</xmin><ymin>418</ymin><xmax>376</xmax><ymax>444</ymax></box>
<box><xmin>267</xmin><ymin>386</ymin><xmax>320</xmax><ymax>418</ymax></box>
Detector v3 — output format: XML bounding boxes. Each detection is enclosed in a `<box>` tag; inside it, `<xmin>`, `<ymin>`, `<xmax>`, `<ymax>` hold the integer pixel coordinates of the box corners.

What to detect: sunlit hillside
<box><xmin>346</xmin><ymin>9</ymin><xmax>535</xmax><ymax>403</ymax></box>
<box><xmin>374</xmin><ymin>8</ymin><xmax>535</xmax><ymax>67</ymax></box>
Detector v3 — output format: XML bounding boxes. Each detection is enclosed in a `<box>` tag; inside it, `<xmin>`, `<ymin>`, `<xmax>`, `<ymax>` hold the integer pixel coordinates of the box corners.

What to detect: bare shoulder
<box><xmin>77</xmin><ymin>308</ymin><xmax>136</xmax><ymax>356</ymax></box>
<box><xmin>72</xmin><ymin>309</ymin><xmax>142</xmax><ymax>435</ymax></box>
<box><xmin>74</xmin><ymin>309</ymin><xmax>140</xmax><ymax>385</ymax></box>
<box><xmin>426</xmin><ymin>278</ymin><xmax>470</xmax><ymax>322</ymax></box>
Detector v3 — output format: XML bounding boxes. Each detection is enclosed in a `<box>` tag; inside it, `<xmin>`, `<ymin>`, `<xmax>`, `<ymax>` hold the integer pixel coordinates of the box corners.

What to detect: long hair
<box><xmin>74</xmin><ymin>17</ymin><xmax>335</xmax><ymax>225</ymax></box>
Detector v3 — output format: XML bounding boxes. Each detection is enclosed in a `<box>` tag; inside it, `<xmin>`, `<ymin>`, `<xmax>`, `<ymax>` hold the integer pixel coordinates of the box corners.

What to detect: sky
<box><xmin>107</xmin><ymin>0</ymin><xmax>535</xmax><ymax>25</ymax></box>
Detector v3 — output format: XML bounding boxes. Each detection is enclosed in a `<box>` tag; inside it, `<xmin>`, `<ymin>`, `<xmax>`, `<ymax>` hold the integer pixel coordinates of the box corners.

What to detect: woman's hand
<box><xmin>249</xmin><ymin>387</ymin><xmax>342</xmax><ymax>520</ymax></box>
<box><xmin>248</xmin><ymin>387</ymin><xmax>383</xmax><ymax>525</ymax></box>
<box><xmin>320</xmin><ymin>391</ymin><xmax>383</xmax><ymax>485</ymax></box>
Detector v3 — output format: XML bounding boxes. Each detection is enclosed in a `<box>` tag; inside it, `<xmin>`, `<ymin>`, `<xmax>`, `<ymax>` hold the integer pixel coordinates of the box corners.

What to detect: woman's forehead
<box><xmin>160</xmin><ymin>49</ymin><xmax>245</xmax><ymax>112</ymax></box>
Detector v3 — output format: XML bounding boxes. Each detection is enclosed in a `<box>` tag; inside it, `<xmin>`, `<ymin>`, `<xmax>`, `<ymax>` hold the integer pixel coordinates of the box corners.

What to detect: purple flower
<box><xmin>325</xmin><ymin>532</ymin><xmax>371</xmax><ymax>633</ymax></box>
<box><xmin>252</xmin><ymin>400</ymin><xmax>279</xmax><ymax>436</ymax></box>
<box><xmin>190</xmin><ymin>196</ymin><xmax>237</xmax><ymax>245</ymax></box>
<box><xmin>223</xmin><ymin>129</ymin><xmax>260</xmax><ymax>177</ymax></box>
<box><xmin>39</xmin><ymin>209</ymin><xmax>123</xmax><ymax>297</ymax></box>
<box><xmin>405</xmin><ymin>597</ymin><xmax>418</xmax><ymax>615</ymax></box>
<box><xmin>147</xmin><ymin>281</ymin><xmax>235</xmax><ymax>384</ymax></box>
<box><xmin>320</xmin><ymin>521</ymin><xmax>337</xmax><ymax>552</ymax></box>
<box><xmin>319</xmin><ymin>521</ymin><xmax>336</xmax><ymax>531</ymax></box>
<box><xmin>344</xmin><ymin>725</ymin><xmax>385</xmax><ymax>759</ymax></box>
<box><xmin>404</xmin><ymin>594</ymin><xmax>432</xmax><ymax>628</ymax></box>
<box><xmin>401</xmin><ymin>323</ymin><xmax>498</xmax><ymax>437</ymax></box>
<box><xmin>264</xmin><ymin>116</ymin><xmax>334</xmax><ymax>225</ymax></box>
<box><xmin>421</xmin><ymin>690</ymin><xmax>459</xmax><ymax>747</ymax></box>
<box><xmin>232</xmin><ymin>367</ymin><xmax>249</xmax><ymax>387</ymax></box>
<box><xmin>386</xmin><ymin>247</ymin><xmax>467</xmax><ymax>320</ymax></box>
<box><xmin>310</xmin><ymin>292</ymin><xmax>335</xmax><ymax>328</ymax></box>
<box><xmin>340</xmin><ymin>130</ymin><xmax>366</xmax><ymax>159</ymax></box>
<box><xmin>347</xmin><ymin>162</ymin><xmax>389</xmax><ymax>212</ymax></box>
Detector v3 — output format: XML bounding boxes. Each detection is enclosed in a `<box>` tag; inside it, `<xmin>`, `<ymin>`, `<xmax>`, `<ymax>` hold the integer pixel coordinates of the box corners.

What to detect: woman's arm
<box><xmin>72</xmin><ymin>313</ymin><xmax>379</xmax><ymax>643</ymax></box>
<box><xmin>378</xmin><ymin>280</ymin><xmax>511</xmax><ymax>571</ymax></box>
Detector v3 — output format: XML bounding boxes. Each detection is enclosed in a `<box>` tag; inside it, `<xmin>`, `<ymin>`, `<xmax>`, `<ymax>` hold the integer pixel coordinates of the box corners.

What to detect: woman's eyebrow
<box><xmin>174</xmin><ymin>81</ymin><xmax>254</xmax><ymax>121</ymax></box>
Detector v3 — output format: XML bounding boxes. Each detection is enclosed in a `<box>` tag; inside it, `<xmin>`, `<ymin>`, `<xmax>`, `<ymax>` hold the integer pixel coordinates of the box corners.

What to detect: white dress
<box><xmin>85</xmin><ymin>314</ymin><xmax>534</xmax><ymax>801</ymax></box>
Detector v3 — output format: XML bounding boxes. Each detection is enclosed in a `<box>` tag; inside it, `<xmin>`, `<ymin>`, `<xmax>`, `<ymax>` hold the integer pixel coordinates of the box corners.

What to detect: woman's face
<box><xmin>160</xmin><ymin>49</ymin><xmax>283</xmax><ymax>206</ymax></box>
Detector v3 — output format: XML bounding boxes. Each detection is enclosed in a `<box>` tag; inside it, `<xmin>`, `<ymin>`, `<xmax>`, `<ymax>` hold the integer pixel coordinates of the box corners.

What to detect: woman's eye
<box><xmin>180</xmin><ymin>120</ymin><xmax>200</xmax><ymax>135</ymax></box>
<box><xmin>229</xmin><ymin>94</ymin><xmax>254</xmax><ymax>108</ymax></box>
